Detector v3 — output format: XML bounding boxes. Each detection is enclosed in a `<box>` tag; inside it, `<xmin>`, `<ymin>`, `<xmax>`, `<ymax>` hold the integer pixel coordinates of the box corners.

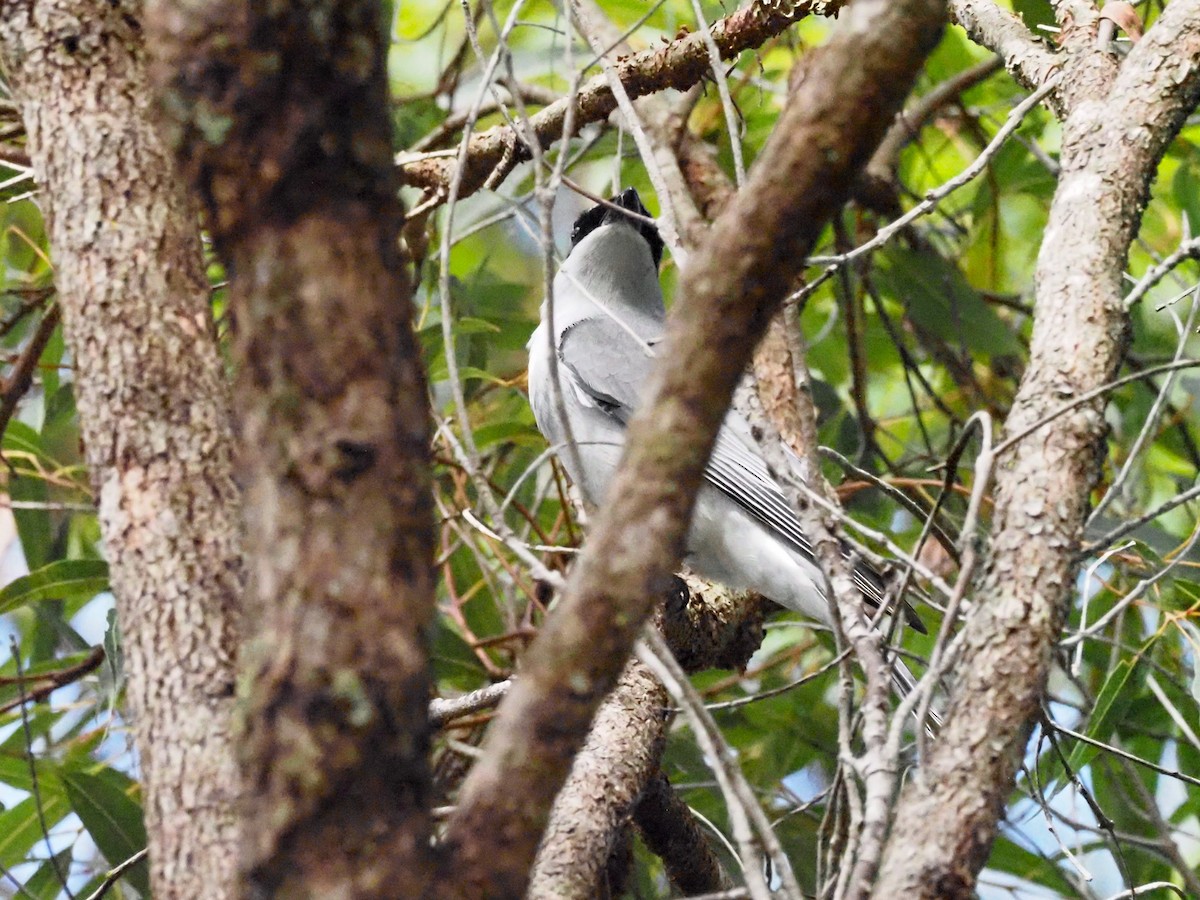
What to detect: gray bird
<box><xmin>527</xmin><ymin>188</ymin><xmax>924</xmax><ymax>651</ymax></box>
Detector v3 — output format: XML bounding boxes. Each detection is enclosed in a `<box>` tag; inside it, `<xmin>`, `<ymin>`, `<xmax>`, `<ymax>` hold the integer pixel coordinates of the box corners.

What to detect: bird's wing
<box><xmin>706</xmin><ymin>426</ymin><xmax>926</xmax><ymax>631</ymax></box>
<box><xmin>557</xmin><ymin>317</ymin><xmax>924</xmax><ymax>631</ymax></box>
<box><xmin>557</xmin><ymin>316</ymin><xmax>656</xmax><ymax>422</ymax></box>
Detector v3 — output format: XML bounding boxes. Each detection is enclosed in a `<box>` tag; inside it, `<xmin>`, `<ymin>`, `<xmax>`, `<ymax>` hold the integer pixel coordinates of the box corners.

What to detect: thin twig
<box><xmin>993</xmin><ymin>358</ymin><xmax>1200</xmax><ymax>458</ymax></box>
<box><xmin>9</xmin><ymin>635</ymin><xmax>74</xmax><ymax>899</ymax></box>
<box><xmin>429</xmin><ymin>679</ymin><xmax>513</xmax><ymax>727</ymax></box>
<box><xmin>0</xmin><ymin>645</ymin><xmax>106</xmax><ymax>713</ymax></box>
<box><xmin>0</xmin><ymin>304</ymin><xmax>61</xmax><ymax>439</ymax></box>
<box><xmin>1079</xmin><ymin>477</ymin><xmax>1200</xmax><ymax>556</ymax></box>
<box><xmin>1124</xmin><ymin>231</ymin><xmax>1200</xmax><ymax>308</ymax></box>
<box><xmin>637</xmin><ymin>629</ymin><xmax>802</xmax><ymax>900</ymax></box>
<box><xmin>1089</xmin><ymin>284</ymin><xmax>1200</xmax><ymax>525</ymax></box>
<box><xmin>82</xmin><ymin>848</ymin><xmax>149</xmax><ymax>900</ymax></box>
<box><xmin>799</xmin><ymin>78</ymin><xmax>1058</xmax><ymax>301</ymax></box>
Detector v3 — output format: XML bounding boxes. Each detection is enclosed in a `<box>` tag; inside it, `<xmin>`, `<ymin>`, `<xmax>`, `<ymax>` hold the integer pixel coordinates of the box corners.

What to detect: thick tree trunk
<box><xmin>0</xmin><ymin>3</ymin><xmax>244</xmax><ymax>897</ymax></box>
<box><xmin>144</xmin><ymin>2</ymin><xmax>438</xmax><ymax>895</ymax></box>
<box><xmin>874</xmin><ymin>5</ymin><xmax>1200</xmax><ymax>896</ymax></box>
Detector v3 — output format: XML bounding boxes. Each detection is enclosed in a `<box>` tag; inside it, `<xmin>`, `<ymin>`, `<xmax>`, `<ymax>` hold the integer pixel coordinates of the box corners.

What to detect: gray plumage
<box><xmin>527</xmin><ymin>189</ymin><xmax>922</xmax><ymax>639</ymax></box>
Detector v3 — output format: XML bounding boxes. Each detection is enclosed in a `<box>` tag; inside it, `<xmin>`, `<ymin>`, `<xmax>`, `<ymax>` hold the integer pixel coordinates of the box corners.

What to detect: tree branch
<box><xmin>874</xmin><ymin>3</ymin><xmax>1200</xmax><ymax>896</ymax></box>
<box><xmin>527</xmin><ymin>659</ymin><xmax>668</xmax><ymax>899</ymax></box>
<box><xmin>398</xmin><ymin>0</ymin><xmax>848</xmax><ymax>203</ymax></box>
<box><xmin>949</xmin><ymin>0</ymin><xmax>1062</xmax><ymax>108</ymax></box>
<box><xmin>437</xmin><ymin>2</ymin><xmax>947</xmax><ymax>895</ymax></box>
<box><xmin>634</xmin><ymin>770</ymin><xmax>733</xmax><ymax>895</ymax></box>
<box><xmin>0</xmin><ymin>304</ymin><xmax>60</xmax><ymax>439</ymax></box>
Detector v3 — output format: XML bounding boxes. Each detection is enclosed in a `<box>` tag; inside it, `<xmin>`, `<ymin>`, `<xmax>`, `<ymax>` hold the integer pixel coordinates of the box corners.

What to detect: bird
<box><xmin>526</xmin><ymin>188</ymin><xmax>925</xmax><ymax>677</ymax></box>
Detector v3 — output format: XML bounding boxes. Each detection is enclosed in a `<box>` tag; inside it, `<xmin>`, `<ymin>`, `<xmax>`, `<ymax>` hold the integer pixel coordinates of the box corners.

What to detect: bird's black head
<box><xmin>569</xmin><ymin>188</ymin><xmax>664</xmax><ymax>270</ymax></box>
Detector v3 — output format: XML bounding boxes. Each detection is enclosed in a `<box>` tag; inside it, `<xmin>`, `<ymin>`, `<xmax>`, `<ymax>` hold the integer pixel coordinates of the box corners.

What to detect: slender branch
<box><xmin>802</xmin><ymin>77</ymin><xmax>1058</xmax><ymax>302</ymax></box>
<box><xmin>398</xmin><ymin>0</ymin><xmax>848</xmax><ymax>202</ymax></box>
<box><xmin>0</xmin><ymin>305</ymin><xmax>60</xmax><ymax>439</ymax></box>
<box><xmin>948</xmin><ymin>0</ymin><xmax>1062</xmax><ymax>106</ymax></box>
<box><xmin>1124</xmin><ymin>231</ymin><xmax>1200</xmax><ymax>308</ymax></box>
<box><xmin>862</xmin><ymin>54</ymin><xmax>1004</xmax><ymax>192</ymax></box>
<box><xmin>9</xmin><ymin>636</ymin><xmax>74</xmax><ymax>900</ymax></box>
<box><xmin>429</xmin><ymin>680</ymin><xmax>512</xmax><ymax>728</ymax></box>
<box><xmin>634</xmin><ymin>771</ymin><xmax>733</xmax><ymax>896</ymax></box>
<box><xmin>82</xmin><ymin>849</ymin><xmax>150</xmax><ymax>900</ymax></box>
<box><xmin>637</xmin><ymin>631</ymin><xmax>796</xmax><ymax>900</ymax></box>
<box><xmin>0</xmin><ymin>645</ymin><xmax>105</xmax><ymax>715</ymax></box>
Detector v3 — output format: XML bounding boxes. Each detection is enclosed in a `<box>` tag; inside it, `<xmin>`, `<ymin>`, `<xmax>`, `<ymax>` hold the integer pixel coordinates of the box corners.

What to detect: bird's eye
<box><xmin>570</xmin><ymin>204</ymin><xmax>607</xmax><ymax>249</ymax></box>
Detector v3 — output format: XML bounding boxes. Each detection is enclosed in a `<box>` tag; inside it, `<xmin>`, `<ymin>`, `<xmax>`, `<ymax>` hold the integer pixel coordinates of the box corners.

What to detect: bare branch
<box><xmin>949</xmin><ymin>0</ymin><xmax>1062</xmax><ymax>105</ymax></box>
<box><xmin>634</xmin><ymin>771</ymin><xmax>733</xmax><ymax>896</ymax></box>
<box><xmin>0</xmin><ymin>304</ymin><xmax>59</xmax><ymax>439</ymax></box>
<box><xmin>638</xmin><ymin>631</ymin><xmax>797</xmax><ymax>900</ymax></box>
<box><xmin>528</xmin><ymin>660</ymin><xmax>668</xmax><ymax>899</ymax></box>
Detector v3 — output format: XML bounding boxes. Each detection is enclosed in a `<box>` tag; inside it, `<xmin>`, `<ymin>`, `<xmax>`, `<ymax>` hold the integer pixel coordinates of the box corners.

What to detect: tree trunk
<box><xmin>0</xmin><ymin>3</ymin><xmax>244</xmax><ymax>897</ymax></box>
<box><xmin>144</xmin><ymin>2</ymin><xmax>438</xmax><ymax>895</ymax></box>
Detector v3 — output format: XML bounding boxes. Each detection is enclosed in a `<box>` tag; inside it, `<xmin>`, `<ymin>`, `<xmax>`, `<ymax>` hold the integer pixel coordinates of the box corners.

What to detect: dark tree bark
<box><xmin>144</xmin><ymin>2</ymin><xmax>437</xmax><ymax>895</ymax></box>
<box><xmin>0</xmin><ymin>3</ymin><xmax>244</xmax><ymax>896</ymax></box>
<box><xmin>438</xmin><ymin>2</ymin><xmax>947</xmax><ymax>896</ymax></box>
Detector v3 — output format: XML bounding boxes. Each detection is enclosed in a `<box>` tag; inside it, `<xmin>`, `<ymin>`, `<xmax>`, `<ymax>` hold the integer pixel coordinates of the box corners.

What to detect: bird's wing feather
<box><xmin>704</xmin><ymin>431</ymin><xmax>925</xmax><ymax>628</ymax></box>
<box><xmin>558</xmin><ymin>317</ymin><xmax>656</xmax><ymax>421</ymax></box>
<box><xmin>557</xmin><ymin>317</ymin><xmax>923</xmax><ymax>631</ymax></box>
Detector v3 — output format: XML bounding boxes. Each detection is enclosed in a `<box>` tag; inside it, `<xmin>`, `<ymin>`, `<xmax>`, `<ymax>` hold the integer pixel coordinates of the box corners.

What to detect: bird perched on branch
<box><xmin>526</xmin><ymin>188</ymin><xmax>924</xmax><ymax>678</ymax></box>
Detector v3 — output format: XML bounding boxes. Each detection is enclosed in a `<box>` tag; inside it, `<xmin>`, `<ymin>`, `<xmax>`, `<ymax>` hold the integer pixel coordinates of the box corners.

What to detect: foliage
<box><xmin>0</xmin><ymin>0</ymin><xmax>1197</xmax><ymax>897</ymax></box>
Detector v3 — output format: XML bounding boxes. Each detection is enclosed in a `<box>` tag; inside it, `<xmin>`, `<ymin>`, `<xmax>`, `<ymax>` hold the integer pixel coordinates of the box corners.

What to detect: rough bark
<box><xmin>527</xmin><ymin>580</ymin><xmax>759</xmax><ymax>899</ymax></box>
<box><xmin>635</xmin><ymin>770</ymin><xmax>734</xmax><ymax>895</ymax></box>
<box><xmin>948</xmin><ymin>0</ymin><xmax>1061</xmax><ymax>110</ymax></box>
<box><xmin>873</xmin><ymin>5</ymin><xmax>1200</xmax><ymax>896</ymax></box>
<box><xmin>528</xmin><ymin>660</ymin><xmax>669</xmax><ymax>899</ymax></box>
<box><xmin>0</xmin><ymin>3</ymin><xmax>244</xmax><ymax>897</ymax></box>
<box><xmin>438</xmin><ymin>2</ymin><xmax>946</xmax><ymax>896</ymax></box>
<box><xmin>144</xmin><ymin>2</ymin><xmax>437</xmax><ymax>895</ymax></box>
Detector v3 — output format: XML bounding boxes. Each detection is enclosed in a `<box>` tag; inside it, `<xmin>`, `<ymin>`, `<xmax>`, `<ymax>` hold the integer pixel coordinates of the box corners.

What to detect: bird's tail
<box><xmin>889</xmin><ymin>652</ymin><xmax>943</xmax><ymax>732</ymax></box>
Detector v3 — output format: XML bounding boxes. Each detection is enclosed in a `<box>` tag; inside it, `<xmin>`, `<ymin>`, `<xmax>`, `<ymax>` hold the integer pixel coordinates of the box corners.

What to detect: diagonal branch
<box><xmin>398</xmin><ymin>0</ymin><xmax>848</xmax><ymax>202</ymax></box>
<box><xmin>0</xmin><ymin>304</ymin><xmax>60</xmax><ymax>439</ymax></box>
<box><xmin>949</xmin><ymin>0</ymin><xmax>1062</xmax><ymax>109</ymax></box>
<box><xmin>437</xmin><ymin>2</ymin><xmax>947</xmax><ymax>896</ymax></box>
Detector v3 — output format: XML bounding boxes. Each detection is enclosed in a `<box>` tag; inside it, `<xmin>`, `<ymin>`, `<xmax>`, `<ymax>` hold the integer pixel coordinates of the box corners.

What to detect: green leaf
<box><xmin>987</xmin><ymin>834</ymin><xmax>1077</xmax><ymax>894</ymax></box>
<box><xmin>5</xmin><ymin>420</ymin><xmax>53</xmax><ymax>570</ymax></box>
<box><xmin>877</xmin><ymin>246</ymin><xmax>1024</xmax><ymax>356</ymax></box>
<box><xmin>22</xmin><ymin>847</ymin><xmax>74</xmax><ymax>900</ymax></box>
<box><xmin>0</xmin><ymin>559</ymin><xmax>110</xmax><ymax>616</ymax></box>
<box><xmin>0</xmin><ymin>751</ymin><xmax>62</xmax><ymax>797</ymax></box>
<box><xmin>1066</xmin><ymin>636</ymin><xmax>1155</xmax><ymax>773</ymax></box>
<box><xmin>1011</xmin><ymin>0</ymin><xmax>1056</xmax><ymax>34</ymax></box>
<box><xmin>0</xmin><ymin>793</ymin><xmax>72</xmax><ymax>868</ymax></box>
<box><xmin>62</xmin><ymin>768</ymin><xmax>150</xmax><ymax>897</ymax></box>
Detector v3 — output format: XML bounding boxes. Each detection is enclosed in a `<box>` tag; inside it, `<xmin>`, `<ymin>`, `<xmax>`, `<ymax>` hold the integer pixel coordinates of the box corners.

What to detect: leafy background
<box><xmin>0</xmin><ymin>0</ymin><xmax>1198</xmax><ymax>896</ymax></box>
